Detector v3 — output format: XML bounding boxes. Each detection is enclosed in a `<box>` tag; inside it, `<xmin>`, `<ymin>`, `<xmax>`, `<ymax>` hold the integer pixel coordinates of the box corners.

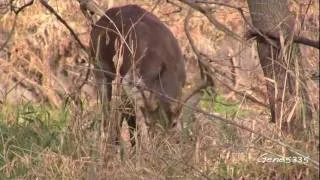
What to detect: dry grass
<box><xmin>0</xmin><ymin>0</ymin><xmax>319</xmax><ymax>179</ymax></box>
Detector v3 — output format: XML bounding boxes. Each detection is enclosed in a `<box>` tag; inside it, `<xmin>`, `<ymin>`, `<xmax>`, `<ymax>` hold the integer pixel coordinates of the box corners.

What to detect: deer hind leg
<box><xmin>122</xmin><ymin>112</ymin><xmax>136</xmax><ymax>147</ymax></box>
<box><xmin>118</xmin><ymin>92</ymin><xmax>136</xmax><ymax>147</ymax></box>
<box><xmin>122</xmin><ymin>72</ymin><xmax>151</xmax><ymax>150</ymax></box>
<box><xmin>92</xmin><ymin>58</ymin><xmax>124</xmax><ymax>149</ymax></box>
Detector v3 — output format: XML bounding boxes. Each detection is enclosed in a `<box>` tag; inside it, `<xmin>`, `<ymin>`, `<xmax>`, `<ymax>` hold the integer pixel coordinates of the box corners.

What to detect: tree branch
<box><xmin>178</xmin><ymin>0</ymin><xmax>245</xmax><ymax>43</ymax></box>
<box><xmin>246</xmin><ymin>30</ymin><xmax>320</xmax><ymax>49</ymax></box>
<box><xmin>39</xmin><ymin>0</ymin><xmax>87</xmax><ymax>50</ymax></box>
<box><xmin>12</xmin><ymin>0</ymin><xmax>34</xmax><ymax>14</ymax></box>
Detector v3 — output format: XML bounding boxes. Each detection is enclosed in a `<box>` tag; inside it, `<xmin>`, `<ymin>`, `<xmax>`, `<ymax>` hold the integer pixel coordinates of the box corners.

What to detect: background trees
<box><xmin>247</xmin><ymin>0</ymin><xmax>315</xmax><ymax>137</ymax></box>
<box><xmin>0</xmin><ymin>0</ymin><xmax>318</xmax><ymax>178</ymax></box>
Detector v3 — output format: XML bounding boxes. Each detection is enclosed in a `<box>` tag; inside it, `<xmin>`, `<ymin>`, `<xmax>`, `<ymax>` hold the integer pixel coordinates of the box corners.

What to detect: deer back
<box><xmin>90</xmin><ymin>5</ymin><xmax>186</xmax><ymax>120</ymax></box>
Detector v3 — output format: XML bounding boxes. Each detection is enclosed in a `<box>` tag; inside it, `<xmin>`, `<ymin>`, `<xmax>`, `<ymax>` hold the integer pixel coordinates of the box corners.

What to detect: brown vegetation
<box><xmin>0</xmin><ymin>0</ymin><xmax>318</xmax><ymax>179</ymax></box>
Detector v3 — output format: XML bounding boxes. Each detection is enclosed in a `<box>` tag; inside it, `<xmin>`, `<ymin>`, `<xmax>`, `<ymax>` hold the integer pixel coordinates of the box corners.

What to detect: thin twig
<box><xmin>0</xmin><ymin>0</ymin><xmax>34</xmax><ymax>51</ymax></box>
<box><xmin>184</xmin><ymin>8</ymin><xmax>206</xmax><ymax>80</ymax></box>
<box><xmin>39</xmin><ymin>0</ymin><xmax>87</xmax><ymax>51</ymax></box>
<box><xmin>12</xmin><ymin>0</ymin><xmax>34</xmax><ymax>14</ymax></box>
<box><xmin>92</xmin><ymin>66</ymin><xmax>319</xmax><ymax>167</ymax></box>
<box><xmin>246</xmin><ymin>30</ymin><xmax>319</xmax><ymax>49</ymax></box>
<box><xmin>179</xmin><ymin>0</ymin><xmax>245</xmax><ymax>43</ymax></box>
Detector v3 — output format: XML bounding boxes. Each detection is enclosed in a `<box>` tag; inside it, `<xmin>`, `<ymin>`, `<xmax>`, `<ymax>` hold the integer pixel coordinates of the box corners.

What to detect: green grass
<box><xmin>200</xmin><ymin>89</ymin><xmax>250</xmax><ymax>118</ymax></box>
<box><xmin>199</xmin><ymin>89</ymin><xmax>250</xmax><ymax>143</ymax></box>
<box><xmin>0</xmin><ymin>102</ymin><xmax>71</xmax><ymax>178</ymax></box>
<box><xmin>0</xmin><ymin>99</ymin><xmax>318</xmax><ymax>179</ymax></box>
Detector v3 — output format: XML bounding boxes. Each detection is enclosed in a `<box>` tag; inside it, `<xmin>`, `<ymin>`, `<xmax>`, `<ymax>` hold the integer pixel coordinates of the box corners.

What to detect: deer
<box><xmin>89</xmin><ymin>4</ymin><xmax>187</xmax><ymax>147</ymax></box>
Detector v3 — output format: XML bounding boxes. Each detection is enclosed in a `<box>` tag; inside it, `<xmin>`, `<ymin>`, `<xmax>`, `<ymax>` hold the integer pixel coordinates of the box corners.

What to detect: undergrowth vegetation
<box><xmin>0</xmin><ymin>98</ymin><xmax>318</xmax><ymax>179</ymax></box>
<box><xmin>0</xmin><ymin>0</ymin><xmax>319</xmax><ymax>179</ymax></box>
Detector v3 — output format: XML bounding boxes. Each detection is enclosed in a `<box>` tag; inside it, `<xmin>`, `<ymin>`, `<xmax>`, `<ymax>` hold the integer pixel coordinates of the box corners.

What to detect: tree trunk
<box><xmin>247</xmin><ymin>0</ymin><xmax>313</xmax><ymax>138</ymax></box>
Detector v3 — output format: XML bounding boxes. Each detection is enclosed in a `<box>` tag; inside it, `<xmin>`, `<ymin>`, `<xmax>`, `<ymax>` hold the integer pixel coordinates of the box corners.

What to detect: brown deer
<box><xmin>90</xmin><ymin>4</ymin><xmax>186</xmax><ymax>146</ymax></box>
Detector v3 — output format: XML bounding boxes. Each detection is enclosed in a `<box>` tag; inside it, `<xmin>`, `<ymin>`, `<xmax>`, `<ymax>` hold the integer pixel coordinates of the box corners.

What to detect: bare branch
<box><xmin>0</xmin><ymin>0</ymin><xmax>35</xmax><ymax>51</ymax></box>
<box><xmin>123</xmin><ymin>68</ymin><xmax>318</xmax><ymax>167</ymax></box>
<box><xmin>184</xmin><ymin>9</ymin><xmax>206</xmax><ymax>79</ymax></box>
<box><xmin>179</xmin><ymin>0</ymin><xmax>281</xmax><ymax>48</ymax></box>
<box><xmin>246</xmin><ymin>30</ymin><xmax>320</xmax><ymax>49</ymax></box>
<box><xmin>39</xmin><ymin>0</ymin><xmax>87</xmax><ymax>51</ymax></box>
<box><xmin>12</xmin><ymin>0</ymin><xmax>34</xmax><ymax>14</ymax></box>
<box><xmin>165</xmin><ymin>0</ymin><xmax>183</xmax><ymax>15</ymax></box>
<box><xmin>178</xmin><ymin>0</ymin><xmax>244</xmax><ymax>43</ymax></box>
<box><xmin>179</xmin><ymin>80</ymin><xmax>208</xmax><ymax>107</ymax></box>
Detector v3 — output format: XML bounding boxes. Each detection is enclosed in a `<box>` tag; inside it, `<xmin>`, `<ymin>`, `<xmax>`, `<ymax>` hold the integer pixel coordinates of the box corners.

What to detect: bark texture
<box><xmin>247</xmin><ymin>0</ymin><xmax>313</xmax><ymax>137</ymax></box>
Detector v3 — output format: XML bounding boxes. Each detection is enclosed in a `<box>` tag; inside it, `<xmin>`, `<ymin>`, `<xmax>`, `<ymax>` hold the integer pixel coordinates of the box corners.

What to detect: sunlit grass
<box><xmin>0</xmin><ymin>101</ymin><xmax>71</xmax><ymax>178</ymax></box>
<box><xmin>200</xmin><ymin>88</ymin><xmax>251</xmax><ymax>118</ymax></box>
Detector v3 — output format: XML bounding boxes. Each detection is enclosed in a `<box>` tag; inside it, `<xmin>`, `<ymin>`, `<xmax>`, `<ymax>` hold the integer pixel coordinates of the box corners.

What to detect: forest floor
<box><xmin>0</xmin><ymin>0</ymin><xmax>319</xmax><ymax>179</ymax></box>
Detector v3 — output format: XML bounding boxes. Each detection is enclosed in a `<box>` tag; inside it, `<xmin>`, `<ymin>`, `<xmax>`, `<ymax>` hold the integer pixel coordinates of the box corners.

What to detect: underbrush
<box><xmin>0</xmin><ymin>102</ymin><xmax>70</xmax><ymax>178</ymax></box>
<box><xmin>0</xmin><ymin>0</ymin><xmax>318</xmax><ymax>179</ymax></box>
<box><xmin>0</xmin><ymin>99</ymin><xmax>318</xmax><ymax>179</ymax></box>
